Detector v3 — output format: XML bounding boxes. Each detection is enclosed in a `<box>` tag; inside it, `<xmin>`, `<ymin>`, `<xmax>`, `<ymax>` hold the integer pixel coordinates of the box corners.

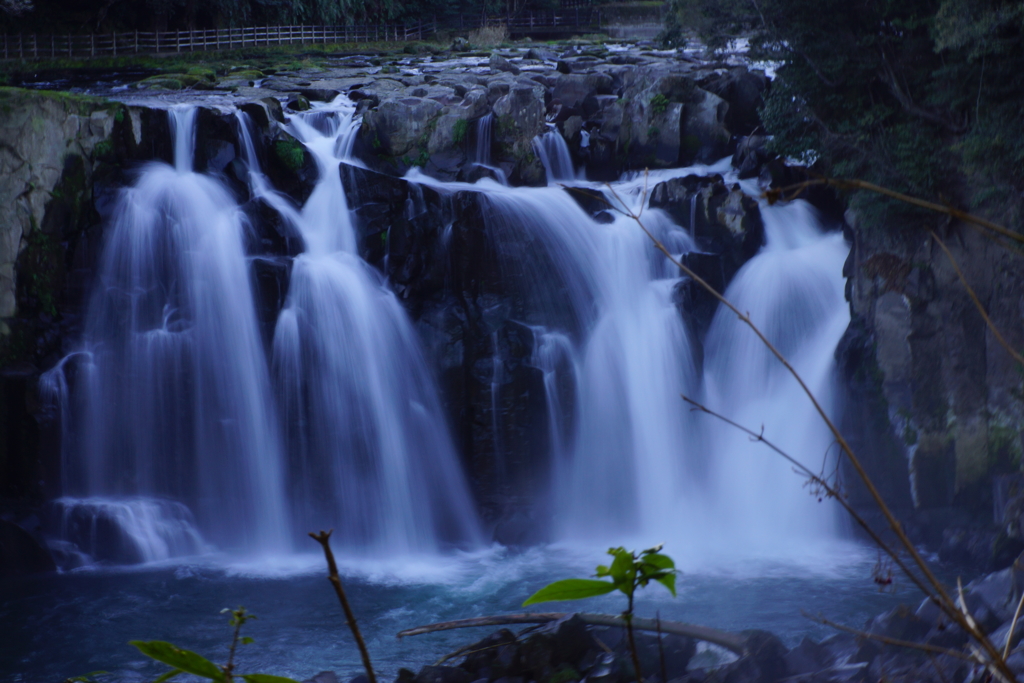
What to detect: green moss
<box><xmin>548</xmin><ymin>665</ymin><xmax>580</xmax><ymax>683</ymax></box>
<box><xmin>650</xmin><ymin>93</ymin><xmax>670</xmax><ymax>116</ymax></box>
<box><xmin>185</xmin><ymin>66</ymin><xmax>217</xmax><ymax>81</ymax></box>
<box><xmin>21</xmin><ymin>230</ymin><xmax>61</xmax><ymax>318</ymax></box>
<box><xmin>452</xmin><ymin>118</ymin><xmax>469</xmax><ymax>145</ymax></box>
<box><xmin>274</xmin><ymin>138</ymin><xmax>305</xmax><ymax>171</ymax></box>
<box><xmin>92</xmin><ymin>139</ymin><xmax>114</xmax><ymax>160</ymax></box>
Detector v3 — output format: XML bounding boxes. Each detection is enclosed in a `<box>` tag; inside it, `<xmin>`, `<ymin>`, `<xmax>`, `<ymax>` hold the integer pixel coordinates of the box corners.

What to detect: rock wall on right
<box><xmin>838</xmin><ymin>208</ymin><xmax>1024</xmax><ymax>568</ymax></box>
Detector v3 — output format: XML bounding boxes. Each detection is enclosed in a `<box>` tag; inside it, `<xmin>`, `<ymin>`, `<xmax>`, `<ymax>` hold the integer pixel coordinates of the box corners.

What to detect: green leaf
<box><xmin>522</xmin><ymin>579</ymin><xmax>616</xmax><ymax>606</ymax></box>
<box><xmin>241</xmin><ymin>636</ymin><xmax>255</xmax><ymax>645</ymax></box>
<box><xmin>641</xmin><ymin>553</ymin><xmax>675</xmax><ymax>570</ymax></box>
<box><xmin>130</xmin><ymin>641</ymin><xmax>225</xmax><ymax>682</ymax></box>
<box><xmin>655</xmin><ymin>573</ymin><xmax>677</xmax><ymax>597</ymax></box>
<box><xmin>607</xmin><ymin>548</ymin><xmax>634</xmax><ymax>584</ymax></box>
<box><xmin>241</xmin><ymin>674</ymin><xmax>303</xmax><ymax>683</ymax></box>
<box><xmin>153</xmin><ymin>670</ymin><xmax>184</xmax><ymax>683</ymax></box>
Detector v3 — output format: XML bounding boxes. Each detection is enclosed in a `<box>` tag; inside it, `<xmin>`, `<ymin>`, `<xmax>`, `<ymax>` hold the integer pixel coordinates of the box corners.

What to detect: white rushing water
<box><xmin>44</xmin><ymin>97</ymin><xmax>850</xmax><ymax>568</ymax></box>
<box><xmin>257</xmin><ymin>99</ymin><xmax>482</xmax><ymax>554</ymax></box>
<box><xmin>410</xmin><ymin>150</ymin><xmax>850</xmax><ymax>563</ymax></box>
<box><xmin>43</xmin><ymin>105</ymin><xmax>288</xmax><ymax>554</ymax></box>
<box><xmin>45</xmin><ymin>100</ymin><xmax>481</xmax><ymax>562</ymax></box>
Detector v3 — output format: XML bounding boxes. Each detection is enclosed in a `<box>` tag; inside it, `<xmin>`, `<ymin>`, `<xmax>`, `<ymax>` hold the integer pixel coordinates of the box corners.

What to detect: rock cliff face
<box><xmin>0</xmin><ymin>88</ymin><xmax>122</xmax><ymax>505</ymax></box>
<box><xmin>839</xmin><ymin>209</ymin><xmax>1024</xmax><ymax>568</ymax></box>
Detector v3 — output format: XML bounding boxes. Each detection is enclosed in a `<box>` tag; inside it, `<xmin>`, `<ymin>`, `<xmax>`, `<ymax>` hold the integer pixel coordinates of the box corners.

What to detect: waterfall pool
<box><xmin>3</xmin><ymin>542</ymin><xmax>921</xmax><ymax>682</ymax></box>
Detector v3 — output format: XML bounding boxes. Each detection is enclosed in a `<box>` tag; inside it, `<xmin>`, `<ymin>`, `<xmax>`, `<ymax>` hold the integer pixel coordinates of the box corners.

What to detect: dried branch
<box><xmin>930</xmin><ymin>230</ymin><xmax>1024</xmax><ymax>367</ymax></box>
<box><xmin>804</xmin><ymin>613</ymin><xmax>974</xmax><ymax>662</ymax></box>
<box><xmin>766</xmin><ymin>177</ymin><xmax>1023</xmax><ymax>245</ymax></box>
<box><xmin>310</xmin><ymin>530</ymin><xmax>377</xmax><ymax>683</ymax></box>
<box><xmin>1003</xmin><ymin>591</ymin><xmax>1024</xmax><ymax>659</ymax></box>
<box><xmin>680</xmin><ymin>394</ymin><xmax>934</xmax><ymax>602</ymax></box>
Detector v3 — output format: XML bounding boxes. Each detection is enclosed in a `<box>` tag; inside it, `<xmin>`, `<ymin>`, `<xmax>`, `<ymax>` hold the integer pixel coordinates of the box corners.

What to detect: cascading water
<box><xmin>264</xmin><ymin>99</ymin><xmax>481</xmax><ymax>554</ymax></box>
<box><xmin>533</xmin><ymin>129</ymin><xmax>579</xmax><ymax>183</ymax></box>
<box><xmin>411</xmin><ymin>161</ymin><xmax>849</xmax><ymax>560</ymax></box>
<box><xmin>699</xmin><ymin>199</ymin><xmax>849</xmax><ymax>556</ymax></box>
<box><xmin>44</xmin><ymin>105</ymin><xmax>288</xmax><ymax>556</ymax></box>
<box><xmin>469</xmin><ymin>113</ymin><xmax>508</xmax><ymax>184</ymax></box>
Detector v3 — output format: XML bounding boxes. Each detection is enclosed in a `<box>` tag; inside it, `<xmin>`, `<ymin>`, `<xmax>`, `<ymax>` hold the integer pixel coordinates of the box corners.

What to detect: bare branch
<box><xmin>309</xmin><ymin>530</ymin><xmax>377</xmax><ymax>683</ymax></box>
<box><xmin>930</xmin><ymin>230</ymin><xmax>1024</xmax><ymax>367</ymax></box>
<box><xmin>804</xmin><ymin>613</ymin><xmax>974</xmax><ymax>662</ymax></box>
<box><xmin>766</xmin><ymin>177</ymin><xmax>1024</xmax><ymax>245</ymax></box>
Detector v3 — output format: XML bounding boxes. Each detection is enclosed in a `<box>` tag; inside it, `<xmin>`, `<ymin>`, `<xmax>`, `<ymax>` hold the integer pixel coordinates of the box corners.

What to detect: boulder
<box><xmin>700</xmin><ymin>67</ymin><xmax>769</xmax><ymax>136</ymax></box>
<box><xmin>490</xmin><ymin>53</ymin><xmax>521</xmax><ymax>75</ymax></box>
<box><xmin>0</xmin><ymin>519</ymin><xmax>56</xmax><ymax>576</ymax></box>
<box><xmin>361</xmin><ymin>96</ymin><xmax>444</xmax><ymax>157</ymax></box>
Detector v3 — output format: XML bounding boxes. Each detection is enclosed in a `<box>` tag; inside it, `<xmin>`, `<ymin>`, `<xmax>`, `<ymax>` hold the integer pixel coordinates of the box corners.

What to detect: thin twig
<box><xmin>681</xmin><ymin>394</ymin><xmax>934</xmax><ymax>602</ymax></box>
<box><xmin>805</xmin><ymin>613</ymin><xmax>973</xmax><ymax>662</ymax></box>
<box><xmin>930</xmin><ymin>230</ymin><xmax>1024</xmax><ymax>367</ymax></box>
<box><xmin>1004</xmin><ymin>591</ymin><xmax>1024</xmax><ymax>659</ymax></box>
<box><xmin>767</xmin><ymin>177</ymin><xmax>1023</xmax><ymax>245</ymax></box>
<box><xmin>310</xmin><ymin>530</ymin><xmax>377</xmax><ymax>683</ymax></box>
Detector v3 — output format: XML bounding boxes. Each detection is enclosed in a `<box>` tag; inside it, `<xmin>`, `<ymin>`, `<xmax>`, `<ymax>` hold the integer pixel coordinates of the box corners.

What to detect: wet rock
<box><xmin>416</xmin><ymin>666</ymin><xmax>473</xmax><ymax>683</ymax></box>
<box><xmin>490</xmin><ymin>53</ymin><xmax>521</xmax><ymax>75</ymax></box>
<box><xmin>866</xmin><ymin>604</ymin><xmax>930</xmax><ymax>643</ymax></box>
<box><xmin>362</xmin><ymin>96</ymin><xmax>444</xmax><ymax>157</ymax></box>
<box><xmin>0</xmin><ymin>519</ymin><xmax>56</xmax><ymax>576</ymax></box>
<box><xmin>783</xmin><ymin>637</ymin><xmax>832</xmax><ymax>676</ymax></box>
<box><xmin>731</xmin><ymin>135</ymin><xmax>772</xmax><ymax>179</ymax></box>
<box><xmin>302</xmin><ymin>673</ymin><xmax>340</xmax><ymax>683</ymax></box>
<box><xmin>699</xmin><ymin>67</ymin><xmax>768</xmax><ymax>136</ymax></box>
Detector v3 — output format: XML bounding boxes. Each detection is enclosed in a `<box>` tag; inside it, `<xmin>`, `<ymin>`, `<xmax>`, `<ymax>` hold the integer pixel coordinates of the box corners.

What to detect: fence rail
<box><xmin>1</xmin><ymin>12</ymin><xmax>604</xmax><ymax>61</ymax></box>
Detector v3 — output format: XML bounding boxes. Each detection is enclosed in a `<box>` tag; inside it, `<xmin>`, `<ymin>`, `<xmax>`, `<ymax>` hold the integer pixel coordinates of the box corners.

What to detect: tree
<box><xmin>663</xmin><ymin>0</ymin><xmax>1024</xmax><ymax>225</ymax></box>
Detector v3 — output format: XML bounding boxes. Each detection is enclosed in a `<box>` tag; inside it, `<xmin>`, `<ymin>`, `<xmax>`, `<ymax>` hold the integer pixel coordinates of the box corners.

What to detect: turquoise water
<box><xmin>2</xmin><ymin>542</ymin><xmax>924</xmax><ymax>682</ymax></box>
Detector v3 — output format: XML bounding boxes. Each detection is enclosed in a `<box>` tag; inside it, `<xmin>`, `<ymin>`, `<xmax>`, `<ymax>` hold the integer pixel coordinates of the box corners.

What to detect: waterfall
<box><xmin>533</xmin><ymin>129</ymin><xmax>578</xmax><ymax>183</ymax></box>
<box><xmin>46</xmin><ymin>105</ymin><xmax>288</xmax><ymax>555</ymax></box>
<box><xmin>50</xmin><ymin>497</ymin><xmax>207</xmax><ymax>563</ymax></box>
<box><xmin>473</xmin><ymin>112</ymin><xmax>494</xmax><ymax>166</ymax></box>
<box><xmin>410</xmin><ymin>162</ymin><xmax>849</xmax><ymax>558</ymax></box>
<box><xmin>267</xmin><ymin>98</ymin><xmax>482</xmax><ymax>554</ymax></box>
<box><xmin>699</xmin><ymin>200</ymin><xmax>849</xmax><ymax>556</ymax></box>
<box><xmin>469</xmin><ymin>113</ymin><xmax>508</xmax><ymax>185</ymax></box>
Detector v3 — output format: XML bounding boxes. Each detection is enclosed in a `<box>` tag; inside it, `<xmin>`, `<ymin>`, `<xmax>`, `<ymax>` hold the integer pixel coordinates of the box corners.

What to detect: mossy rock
<box><xmin>185</xmin><ymin>66</ymin><xmax>217</xmax><ymax>81</ymax></box>
<box><xmin>229</xmin><ymin>69</ymin><xmax>265</xmax><ymax>79</ymax></box>
<box><xmin>274</xmin><ymin>139</ymin><xmax>306</xmax><ymax>171</ymax></box>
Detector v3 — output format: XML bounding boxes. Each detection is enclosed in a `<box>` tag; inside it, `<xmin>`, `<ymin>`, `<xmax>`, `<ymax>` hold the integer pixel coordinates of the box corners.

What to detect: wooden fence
<box><xmin>0</xmin><ymin>11</ymin><xmax>604</xmax><ymax>61</ymax></box>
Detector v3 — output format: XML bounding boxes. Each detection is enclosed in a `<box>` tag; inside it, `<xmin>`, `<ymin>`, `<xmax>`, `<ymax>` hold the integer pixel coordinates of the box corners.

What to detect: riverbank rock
<box><xmin>649</xmin><ymin>175</ymin><xmax>765</xmax><ymax>333</ymax></box>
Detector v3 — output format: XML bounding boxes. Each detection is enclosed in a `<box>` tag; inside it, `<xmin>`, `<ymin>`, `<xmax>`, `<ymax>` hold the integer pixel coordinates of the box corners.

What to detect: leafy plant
<box><xmin>649</xmin><ymin>93</ymin><xmax>669</xmax><ymax>116</ymax></box>
<box><xmin>131</xmin><ymin>607</ymin><xmax>299</xmax><ymax>683</ymax></box>
<box><xmin>523</xmin><ymin>545</ymin><xmax>677</xmax><ymax>681</ymax></box>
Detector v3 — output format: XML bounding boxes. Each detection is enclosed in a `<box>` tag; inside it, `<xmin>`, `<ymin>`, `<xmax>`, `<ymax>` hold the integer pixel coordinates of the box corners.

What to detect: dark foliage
<box><xmin>0</xmin><ymin>0</ymin><xmax>564</xmax><ymax>33</ymax></box>
<box><xmin>663</xmin><ymin>0</ymin><xmax>1024</xmax><ymax>229</ymax></box>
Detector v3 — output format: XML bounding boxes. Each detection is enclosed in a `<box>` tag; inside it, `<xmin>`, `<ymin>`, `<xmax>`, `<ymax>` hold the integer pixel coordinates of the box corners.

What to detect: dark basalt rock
<box><xmin>0</xmin><ymin>518</ymin><xmax>55</xmax><ymax>576</ymax></box>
